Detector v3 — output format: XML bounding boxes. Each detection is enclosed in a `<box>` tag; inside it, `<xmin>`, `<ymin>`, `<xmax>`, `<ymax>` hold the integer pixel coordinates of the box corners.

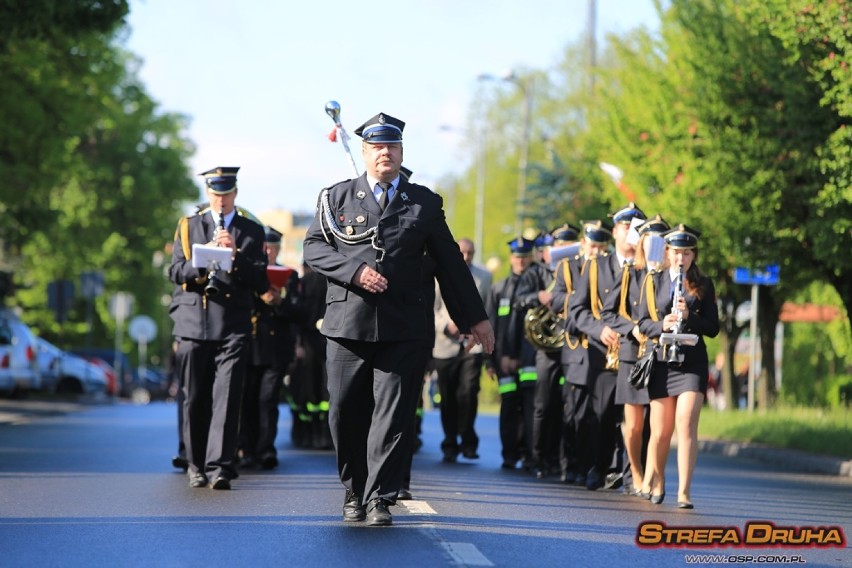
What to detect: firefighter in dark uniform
<box><xmin>601</xmin><ymin>214</ymin><xmax>670</xmax><ymax>495</ymax></box>
<box><xmin>485</xmin><ymin>237</ymin><xmax>540</xmax><ymax>470</ymax></box>
<box><xmin>550</xmin><ymin>221</ymin><xmax>609</xmax><ymax>485</ymax></box>
<box><xmin>289</xmin><ymin>261</ymin><xmax>330</xmax><ymax>449</ymax></box>
<box><xmin>302</xmin><ymin>112</ymin><xmax>494</xmax><ymax>527</ymax></box>
<box><xmin>239</xmin><ymin>227</ymin><xmax>300</xmax><ymax>470</ymax></box>
<box><xmin>569</xmin><ymin>204</ymin><xmax>646</xmax><ymax>490</ymax></box>
<box><xmin>529</xmin><ymin>224</ymin><xmax>580</xmax><ymax>479</ymax></box>
<box><xmin>168</xmin><ymin>166</ymin><xmax>269</xmax><ymax>490</ymax></box>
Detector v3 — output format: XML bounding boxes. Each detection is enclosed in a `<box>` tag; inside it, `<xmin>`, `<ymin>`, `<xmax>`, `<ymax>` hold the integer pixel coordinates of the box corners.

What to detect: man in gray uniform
<box><xmin>303</xmin><ymin>112</ymin><xmax>494</xmax><ymax>527</ymax></box>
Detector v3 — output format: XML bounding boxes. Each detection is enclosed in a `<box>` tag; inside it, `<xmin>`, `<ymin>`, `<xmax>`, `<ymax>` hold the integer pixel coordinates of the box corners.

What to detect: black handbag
<box><xmin>629</xmin><ymin>344</ymin><xmax>657</xmax><ymax>389</ymax></box>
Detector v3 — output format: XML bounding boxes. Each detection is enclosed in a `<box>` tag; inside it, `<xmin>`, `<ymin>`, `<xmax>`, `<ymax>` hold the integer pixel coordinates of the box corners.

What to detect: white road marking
<box><xmin>441</xmin><ymin>542</ymin><xmax>494</xmax><ymax>566</ymax></box>
<box><xmin>397</xmin><ymin>499</ymin><xmax>436</xmax><ymax>514</ymax></box>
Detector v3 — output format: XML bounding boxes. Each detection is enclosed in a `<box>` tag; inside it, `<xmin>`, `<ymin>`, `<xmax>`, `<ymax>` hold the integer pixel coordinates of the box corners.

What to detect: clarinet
<box><xmin>205</xmin><ymin>207</ymin><xmax>226</xmax><ymax>296</ymax></box>
<box><xmin>666</xmin><ymin>264</ymin><xmax>685</xmax><ymax>364</ymax></box>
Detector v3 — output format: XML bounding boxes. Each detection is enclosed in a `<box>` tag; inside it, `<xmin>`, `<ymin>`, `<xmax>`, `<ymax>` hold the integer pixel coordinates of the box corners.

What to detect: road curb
<box><xmin>699</xmin><ymin>439</ymin><xmax>852</xmax><ymax>478</ymax></box>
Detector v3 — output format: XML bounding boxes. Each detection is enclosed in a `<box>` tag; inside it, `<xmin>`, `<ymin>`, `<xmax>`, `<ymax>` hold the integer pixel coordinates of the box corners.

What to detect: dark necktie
<box><xmin>377</xmin><ymin>182</ymin><xmax>391</xmax><ymax>211</ymax></box>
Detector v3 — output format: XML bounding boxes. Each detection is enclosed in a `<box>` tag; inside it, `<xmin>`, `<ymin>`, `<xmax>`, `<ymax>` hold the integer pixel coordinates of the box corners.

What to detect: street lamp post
<box><xmin>478</xmin><ymin>71</ymin><xmax>532</xmax><ymax>235</ymax></box>
<box><xmin>440</xmin><ymin>124</ymin><xmax>486</xmax><ymax>265</ymax></box>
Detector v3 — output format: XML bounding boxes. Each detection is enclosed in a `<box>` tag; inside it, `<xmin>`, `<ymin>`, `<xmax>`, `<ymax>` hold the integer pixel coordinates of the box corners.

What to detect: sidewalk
<box><xmin>1</xmin><ymin>398</ymin><xmax>850</xmax><ymax>478</ymax></box>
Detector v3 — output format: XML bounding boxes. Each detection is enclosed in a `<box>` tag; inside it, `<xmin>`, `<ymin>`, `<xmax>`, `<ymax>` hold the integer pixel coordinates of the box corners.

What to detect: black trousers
<box><xmin>499</xmin><ymin>377</ymin><xmax>536</xmax><ymax>466</ymax></box>
<box><xmin>433</xmin><ymin>351</ymin><xmax>482</xmax><ymax>455</ymax></box>
<box><xmin>240</xmin><ymin>364</ymin><xmax>284</xmax><ymax>460</ymax></box>
<box><xmin>562</xmin><ymin>380</ymin><xmax>591</xmax><ymax>475</ymax></box>
<box><xmin>532</xmin><ymin>349</ymin><xmax>563</xmax><ymax>470</ymax></box>
<box><xmin>177</xmin><ymin>335</ymin><xmax>249</xmax><ymax>480</ymax></box>
<box><xmin>326</xmin><ymin>338</ymin><xmax>422</xmax><ymax>504</ymax></box>
<box><xmin>587</xmin><ymin>369</ymin><xmax>619</xmax><ymax>475</ymax></box>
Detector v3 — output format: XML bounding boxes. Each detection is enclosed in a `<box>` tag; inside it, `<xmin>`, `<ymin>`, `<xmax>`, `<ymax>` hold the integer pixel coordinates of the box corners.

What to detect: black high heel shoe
<box><xmin>677</xmin><ymin>501</ymin><xmax>694</xmax><ymax>509</ymax></box>
<box><xmin>650</xmin><ymin>492</ymin><xmax>666</xmax><ymax>505</ymax></box>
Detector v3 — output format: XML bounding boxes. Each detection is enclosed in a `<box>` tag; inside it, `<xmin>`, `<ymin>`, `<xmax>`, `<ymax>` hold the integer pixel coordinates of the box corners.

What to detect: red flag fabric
<box><xmin>328</xmin><ymin>128</ymin><xmax>337</xmax><ymax>142</ymax></box>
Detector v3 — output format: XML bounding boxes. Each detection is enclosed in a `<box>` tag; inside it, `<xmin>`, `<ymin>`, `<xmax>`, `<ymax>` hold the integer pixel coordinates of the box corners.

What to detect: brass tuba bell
<box><xmin>523</xmin><ymin>306</ymin><xmax>566</xmax><ymax>352</ymax></box>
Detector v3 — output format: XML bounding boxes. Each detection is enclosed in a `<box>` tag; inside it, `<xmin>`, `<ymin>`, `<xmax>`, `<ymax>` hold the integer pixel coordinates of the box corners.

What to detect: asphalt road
<box><xmin>0</xmin><ymin>399</ymin><xmax>849</xmax><ymax>567</ymax></box>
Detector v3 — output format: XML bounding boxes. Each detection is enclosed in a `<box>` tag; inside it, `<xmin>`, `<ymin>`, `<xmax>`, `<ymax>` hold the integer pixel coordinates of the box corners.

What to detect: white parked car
<box><xmin>0</xmin><ymin>309</ymin><xmax>41</xmax><ymax>395</ymax></box>
<box><xmin>36</xmin><ymin>338</ymin><xmax>108</xmax><ymax>397</ymax></box>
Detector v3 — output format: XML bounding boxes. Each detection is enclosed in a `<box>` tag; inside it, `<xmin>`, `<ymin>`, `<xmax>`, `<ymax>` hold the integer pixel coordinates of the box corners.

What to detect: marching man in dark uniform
<box><xmin>303</xmin><ymin>112</ymin><xmax>494</xmax><ymax>527</ymax></box>
<box><xmin>239</xmin><ymin>227</ymin><xmax>300</xmax><ymax>470</ymax></box>
<box><xmin>168</xmin><ymin>166</ymin><xmax>269</xmax><ymax>490</ymax></box>
<box><xmin>569</xmin><ymin>204</ymin><xmax>646</xmax><ymax>490</ymax></box>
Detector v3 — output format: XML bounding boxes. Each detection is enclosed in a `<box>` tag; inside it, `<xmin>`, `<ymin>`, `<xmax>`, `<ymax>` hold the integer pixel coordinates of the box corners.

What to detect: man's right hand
<box><xmin>353</xmin><ymin>263</ymin><xmax>388</xmax><ymax>294</ymax></box>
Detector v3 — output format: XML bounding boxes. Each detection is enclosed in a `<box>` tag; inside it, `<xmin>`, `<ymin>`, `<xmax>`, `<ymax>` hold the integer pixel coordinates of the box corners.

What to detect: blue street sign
<box><xmin>733</xmin><ymin>264</ymin><xmax>780</xmax><ymax>286</ymax></box>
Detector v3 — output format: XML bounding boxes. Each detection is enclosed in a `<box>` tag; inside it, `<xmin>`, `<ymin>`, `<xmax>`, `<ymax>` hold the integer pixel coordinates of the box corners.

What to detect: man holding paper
<box><xmin>168</xmin><ymin>166</ymin><xmax>268</xmax><ymax>490</ymax></box>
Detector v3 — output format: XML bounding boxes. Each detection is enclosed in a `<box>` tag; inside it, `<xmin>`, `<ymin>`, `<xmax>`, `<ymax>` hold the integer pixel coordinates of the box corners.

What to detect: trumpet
<box><xmin>205</xmin><ymin>207</ymin><xmax>226</xmax><ymax>296</ymax></box>
<box><xmin>605</xmin><ymin>337</ymin><xmax>620</xmax><ymax>371</ymax></box>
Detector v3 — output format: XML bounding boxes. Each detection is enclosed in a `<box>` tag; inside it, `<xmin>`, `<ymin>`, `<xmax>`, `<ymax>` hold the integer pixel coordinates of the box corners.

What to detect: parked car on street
<box><xmin>0</xmin><ymin>309</ymin><xmax>41</xmax><ymax>396</ymax></box>
<box><xmin>70</xmin><ymin>348</ymin><xmax>170</xmax><ymax>403</ymax></box>
<box><xmin>35</xmin><ymin>338</ymin><xmax>108</xmax><ymax>397</ymax></box>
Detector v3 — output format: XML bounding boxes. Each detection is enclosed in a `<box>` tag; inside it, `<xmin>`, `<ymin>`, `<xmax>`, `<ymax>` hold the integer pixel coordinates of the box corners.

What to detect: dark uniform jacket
<box><xmin>485</xmin><ymin>270</ymin><xmax>538</xmax><ymax>369</ymax></box>
<box><xmin>550</xmin><ymin>254</ymin><xmax>588</xmax><ymax>385</ymax></box>
<box><xmin>636</xmin><ymin>271</ymin><xmax>719</xmax><ymax>370</ymax></box>
<box><xmin>601</xmin><ymin>265</ymin><xmax>650</xmax><ymax>365</ymax></box>
<box><xmin>568</xmin><ymin>253</ymin><xmax>621</xmax><ymax>382</ymax></box>
<box><xmin>302</xmin><ymin>174</ymin><xmax>486</xmax><ymax>342</ymax></box>
<box><xmin>251</xmin><ymin>268</ymin><xmax>301</xmax><ymax>369</ymax></box>
<box><xmin>168</xmin><ymin>210</ymin><xmax>269</xmax><ymax>340</ymax></box>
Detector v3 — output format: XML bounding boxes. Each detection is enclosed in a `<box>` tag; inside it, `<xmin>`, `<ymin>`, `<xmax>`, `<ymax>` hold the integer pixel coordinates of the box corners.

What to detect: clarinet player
<box><xmin>635</xmin><ymin>224</ymin><xmax>719</xmax><ymax>508</ymax></box>
<box><xmin>168</xmin><ymin>166</ymin><xmax>269</xmax><ymax>490</ymax></box>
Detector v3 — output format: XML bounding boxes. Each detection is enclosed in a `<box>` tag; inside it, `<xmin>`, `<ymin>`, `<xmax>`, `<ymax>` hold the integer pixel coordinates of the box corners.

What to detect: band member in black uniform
<box><xmin>485</xmin><ymin>237</ymin><xmax>540</xmax><ymax>470</ymax></box>
<box><xmin>528</xmin><ymin>224</ymin><xmax>579</xmax><ymax>479</ymax></box>
<box><xmin>636</xmin><ymin>224</ymin><xmax>719</xmax><ymax>508</ymax></box>
<box><xmin>289</xmin><ymin>261</ymin><xmax>331</xmax><ymax>449</ymax></box>
<box><xmin>239</xmin><ymin>227</ymin><xmax>300</xmax><ymax>470</ymax></box>
<box><xmin>550</xmin><ymin>222</ymin><xmax>609</xmax><ymax>485</ymax></box>
<box><xmin>601</xmin><ymin>214</ymin><xmax>669</xmax><ymax>495</ymax></box>
<box><xmin>168</xmin><ymin>166</ymin><xmax>269</xmax><ymax>489</ymax></box>
<box><xmin>303</xmin><ymin>112</ymin><xmax>494</xmax><ymax>527</ymax></box>
<box><xmin>569</xmin><ymin>203</ymin><xmax>646</xmax><ymax>490</ymax></box>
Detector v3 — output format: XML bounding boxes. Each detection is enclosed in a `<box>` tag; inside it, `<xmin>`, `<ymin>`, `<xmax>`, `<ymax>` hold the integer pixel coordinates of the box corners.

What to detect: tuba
<box><xmin>523</xmin><ymin>306</ymin><xmax>566</xmax><ymax>352</ymax></box>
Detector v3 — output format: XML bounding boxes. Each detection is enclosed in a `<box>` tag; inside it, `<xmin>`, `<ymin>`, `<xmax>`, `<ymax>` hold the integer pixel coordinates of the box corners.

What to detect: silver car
<box><xmin>36</xmin><ymin>338</ymin><xmax>108</xmax><ymax>397</ymax></box>
<box><xmin>0</xmin><ymin>309</ymin><xmax>41</xmax><ymax>395</ymax></box>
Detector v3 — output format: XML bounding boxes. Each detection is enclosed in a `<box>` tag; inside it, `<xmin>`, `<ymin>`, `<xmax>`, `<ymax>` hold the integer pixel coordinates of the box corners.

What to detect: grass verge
<box><xmin>697</xmin><ymin>406</ymin><xmax>852</xmax><ymax>459</ymax></box>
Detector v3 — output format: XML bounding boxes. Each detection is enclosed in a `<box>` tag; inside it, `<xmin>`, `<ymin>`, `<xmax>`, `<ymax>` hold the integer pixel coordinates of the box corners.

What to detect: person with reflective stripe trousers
<box><xmin>484</xmin><ymin>237</ymin><xmax>540</xmax><ymax>471</ymax></box>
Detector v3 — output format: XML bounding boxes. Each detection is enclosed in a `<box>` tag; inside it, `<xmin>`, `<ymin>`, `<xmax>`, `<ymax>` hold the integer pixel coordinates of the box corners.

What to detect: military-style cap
<box><xmin>199</xmin><ymin>166</ymin><xmax>239</xmax><ymax>194</ymax></box>
<box><xmin>663</xmin><ymin>223</ymin><xmax>702</xmax><ymax>249</ymax></box>
<box><xmin>354</xmin><ymin>112</ymin><xmax>404</xmax><ymax>143</ymax></box>
<box><xmin>581</xmin><ymin>220</ymin><xmax>613</xmax><ymax>244</ymax></box>
<box><xmin>609</xmin><ymin>202</ymin><xmax>646</xmax><ymax>224</ymax></box>
<box><xmin>265</xmin><ymin>226</ymin><xmax>283</xmax><ymax>244</ymax></box>
<box><xmin>637</xmin><ymin>214</ymin><xmax>670</xmax><ymax>236</ymax></box>
<box><xmin>400</xmin><ymin>165</ymin><xmax>413</xmax><ymax>180</ymax></box>
<box><xmin>551</xmin><ymin>223</ymin><xmax>581</xmax><ymax>244</ymax></box>
<box><xmin>507</xmin><ymin>237</ymin><xmax>535</xmax><ymax>256</ymax></box>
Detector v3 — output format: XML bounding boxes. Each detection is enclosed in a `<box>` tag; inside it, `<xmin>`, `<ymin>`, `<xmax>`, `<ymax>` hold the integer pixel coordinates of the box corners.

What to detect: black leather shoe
<box><xmin>366</xmin><ymin>499</ymin><xmax>392</xmax><ymax>527</ymax></box>
<box><xmin>260</xmin><ymin>455</ymin><xmax>279</xmax><ymax>470</ymax></box>
<box><xmin>650</xmin><ymin>492</ymin><xmax>666</xmax><ymax>505</ymax></box>
<box><xmin>442</xmin><ymin>450</ymin><xmax>458</xmax><ymax>463</ymax></box>
<box><xmin>343</xmin><ymin>491</ymin><xmax>366</xmax><ymax>522</ymax></box>
<box><xmin>603</xmin><ymin>472</ymin><xmax>624</xmax><ymax>490</ymax></box>
<box><xmin>188</xmin><ymin>473</ymin><xmax>208</xmax><ymax>488</ymax></box>
<box><xmin>585</xmin><ymin>469</ymin><xmax>603</xmax><ymax>491</ymax></box>
<box><xmin>238</xmin><ymin>456</ymin><xmax>259</xmax><ymax>470</ymax></box>
<box><xmin>172</xmin><ymin>456</ymin><xmax>189</xmax><ymax>472</ymax></box>
<box><xmin>210</xmin><ymin>476</ymin><xmax>231</xmax><ymax>490</ymax></box>
<box><xmin>678</xmin><ymin>501</ymin><xmax>694</xmax><ymax>509</ymax></box>
<box><xmin>461</xmin><ymin>449</ymin><xmax>480</xmax><ymax>460</ymax></box>
<box><xmin>397</xmin><ymin>488</ymin><xmax>413</xmax><ymax>501</ymax></box>
<box><xmin>501</xmin><ymin>460</ymin><xmax>517</xmax><ymax>470</ymax></box>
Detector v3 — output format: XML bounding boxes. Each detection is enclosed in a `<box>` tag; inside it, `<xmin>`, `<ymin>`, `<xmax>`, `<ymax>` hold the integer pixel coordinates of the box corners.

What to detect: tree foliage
<box><xmin>1</xmin><ymin>1</ymin><xmax>197</xmax><ymax>361</ymax></box>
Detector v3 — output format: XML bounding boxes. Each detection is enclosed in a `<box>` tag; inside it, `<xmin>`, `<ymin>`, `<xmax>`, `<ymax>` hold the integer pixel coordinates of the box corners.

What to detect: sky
<box><xmin>124</xmin><ymin>0</ymin><xmax>660</xmax><ymax>217</ymax></box>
